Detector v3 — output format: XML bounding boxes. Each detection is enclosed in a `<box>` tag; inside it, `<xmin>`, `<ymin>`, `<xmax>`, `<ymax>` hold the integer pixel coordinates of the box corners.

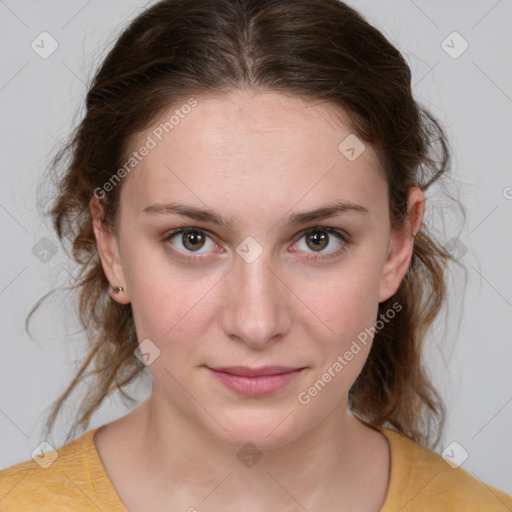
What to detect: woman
<box><xmin>1</xmin><ymin>0</ymin><xmax>511</xmax><ymax>510</ymax></box>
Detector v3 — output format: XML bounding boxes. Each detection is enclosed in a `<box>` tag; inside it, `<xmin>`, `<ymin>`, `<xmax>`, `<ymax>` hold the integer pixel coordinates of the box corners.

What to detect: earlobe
<box><xmin>378</xmin><ymin>186</ymin><xmax>425</xmax><ymax>302</ymax></box>
<box><xmin>89</xmin><ymin>197</ymin><xmax>130</xmax><ymax>304</ymax></box>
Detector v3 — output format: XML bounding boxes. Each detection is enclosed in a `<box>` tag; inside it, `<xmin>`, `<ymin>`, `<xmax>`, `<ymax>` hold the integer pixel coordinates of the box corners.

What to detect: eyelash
<box><xmin>162</xmin><ymin>226</ymin><xmax>352</xmax><ymax>263</ymax></box>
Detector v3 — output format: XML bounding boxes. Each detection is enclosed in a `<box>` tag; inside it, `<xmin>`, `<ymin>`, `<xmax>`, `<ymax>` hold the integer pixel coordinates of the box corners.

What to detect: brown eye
<box><xmin>295</xmin><ymin>227</ymin><xmax>349</xmax><ymax>258</ymax></box>
<box><xmin>181</xmin><ymin>231</ymin><xmax>206</xmax><ymax>251</ymax></box>
<box><xmin>164</xmin><ymin>228</ymin><xmax>216</xmax><ymax>256</ymax></box>
<box><xmin>305</xmin><ymin>230</ymin><xmax>329</xmax><ymax>251</ymax></box>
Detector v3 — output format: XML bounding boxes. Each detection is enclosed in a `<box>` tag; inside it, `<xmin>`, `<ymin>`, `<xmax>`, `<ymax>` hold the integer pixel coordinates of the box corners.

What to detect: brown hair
<box><xmin>28</xmin><ymin>0</ymin><xmax>459</xmax><ymax>448</ymax></box>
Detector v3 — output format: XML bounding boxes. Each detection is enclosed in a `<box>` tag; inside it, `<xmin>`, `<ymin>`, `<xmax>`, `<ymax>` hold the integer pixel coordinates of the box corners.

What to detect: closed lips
<box><xmin>209</xmin><ymin>366</ymin><xmax>303</xmax><ymax>377</ymax></box>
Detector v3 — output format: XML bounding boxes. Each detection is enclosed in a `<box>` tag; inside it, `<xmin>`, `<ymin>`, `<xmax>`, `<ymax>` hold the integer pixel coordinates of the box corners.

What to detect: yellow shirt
<box><xmin>1</xmin><ymin>425</ymin><xmax>511</xmax><ymax>511</ymax></box>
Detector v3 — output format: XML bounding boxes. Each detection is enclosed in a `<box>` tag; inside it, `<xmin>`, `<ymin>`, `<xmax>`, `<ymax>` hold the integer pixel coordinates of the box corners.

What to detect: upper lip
<box><xmin>208</xmin><ymin>366</ymin><xmax>303</xmax><ymax>377</ymax></box>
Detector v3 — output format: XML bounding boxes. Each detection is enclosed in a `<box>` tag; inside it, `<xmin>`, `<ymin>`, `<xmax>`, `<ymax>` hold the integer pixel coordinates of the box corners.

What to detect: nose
<box><xmin>220</xmin><ymin>250</ymin><xmax>293</xmax><ymax>349</ymax></box>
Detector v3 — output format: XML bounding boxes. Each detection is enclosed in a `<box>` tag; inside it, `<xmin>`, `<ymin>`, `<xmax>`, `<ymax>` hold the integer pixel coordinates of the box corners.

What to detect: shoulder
<box><xmin>378</xmin><ymin>426</ymin><xmax>512</xmax><ymax>511</ymax></box>
<box><xmin>0</xmin><ymin>428</ymin><xmax>123</xmax><ymax>512</ymax></box>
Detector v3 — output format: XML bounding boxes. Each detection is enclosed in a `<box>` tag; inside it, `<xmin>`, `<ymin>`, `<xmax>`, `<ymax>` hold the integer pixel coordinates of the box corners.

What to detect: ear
<box><xmin>89</xmin><ymin>196</ymin><xmax>130</xmax><ymax>304</ymax></box>
<box><xmin>378</xmin><ymin>186</ymin><xmax>424</xmax><ymax>302</ymax></box>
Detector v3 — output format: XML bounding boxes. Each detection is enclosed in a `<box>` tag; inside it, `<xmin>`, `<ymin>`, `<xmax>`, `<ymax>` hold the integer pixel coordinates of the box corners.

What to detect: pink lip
<box><xmin>207</xmin><ymin>366</ymin><xmax>305</xmax><ymax>396</ymax></box>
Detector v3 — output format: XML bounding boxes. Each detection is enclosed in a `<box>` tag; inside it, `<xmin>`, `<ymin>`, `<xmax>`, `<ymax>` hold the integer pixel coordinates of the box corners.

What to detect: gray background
<box><xmin>1</xmin><ymin>0</ymin><xmax>511</xmax><ymax>496</ymax></box>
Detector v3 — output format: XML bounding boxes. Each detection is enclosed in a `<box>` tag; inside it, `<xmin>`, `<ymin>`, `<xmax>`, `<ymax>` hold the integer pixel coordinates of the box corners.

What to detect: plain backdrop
<box><xmin>1</xmin><ymin>0</ymin><xmax>511</xmax><ymax>496</ymax></box>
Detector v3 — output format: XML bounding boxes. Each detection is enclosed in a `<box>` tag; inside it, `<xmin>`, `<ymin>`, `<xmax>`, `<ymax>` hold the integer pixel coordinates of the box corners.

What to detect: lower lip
<box><xmin>208</xmin><ymin>368</ymin><xmax>304</xmax><ymax>397</ymax></box>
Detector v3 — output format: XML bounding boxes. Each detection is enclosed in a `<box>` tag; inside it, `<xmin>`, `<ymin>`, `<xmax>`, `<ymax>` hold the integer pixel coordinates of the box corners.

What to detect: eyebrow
<box><xmin>142</xmin><ymin>200</ymin><xmax>369</xmax><ymax>229</ymax></box>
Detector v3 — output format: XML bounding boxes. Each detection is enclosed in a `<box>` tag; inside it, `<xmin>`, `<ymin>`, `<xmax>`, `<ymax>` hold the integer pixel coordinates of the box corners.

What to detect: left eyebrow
<box><xmin>285</xmin><ymin>201</ymin><xmax>369</xmax><ymax>227</ymax></box>
<box><xmin>142</xmin><ymin>200</ymin><xmax>369</xmax><ymax>230</ymax></box>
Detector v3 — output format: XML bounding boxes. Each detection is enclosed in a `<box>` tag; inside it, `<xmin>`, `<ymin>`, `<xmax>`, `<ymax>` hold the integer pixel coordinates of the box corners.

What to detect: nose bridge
<box><xmin>222</xmin><ymin>248</ymin><xmax>290</xmax><ymax>347</ymax></box>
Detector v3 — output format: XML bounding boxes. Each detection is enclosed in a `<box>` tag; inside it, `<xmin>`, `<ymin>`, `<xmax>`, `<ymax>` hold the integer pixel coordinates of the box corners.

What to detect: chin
<box><xmin>204</xmin><ymin>407</ymin><xmax>306</xmax><ymax>451</ymax></box>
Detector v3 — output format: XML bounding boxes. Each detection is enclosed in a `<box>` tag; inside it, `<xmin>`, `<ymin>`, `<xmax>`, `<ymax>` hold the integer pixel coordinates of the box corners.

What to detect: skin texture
<box><xmin>90</xmin><ymin>90</ymin><xmax>424</xmax><ymax>511</ymax></box>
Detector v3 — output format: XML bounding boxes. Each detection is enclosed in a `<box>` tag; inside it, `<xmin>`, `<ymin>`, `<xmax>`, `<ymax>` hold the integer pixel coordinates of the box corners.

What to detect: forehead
<box><xmin>119</xmin><ymin>91</ymin><xmax>386</xmax><ymax>219</ymax></box>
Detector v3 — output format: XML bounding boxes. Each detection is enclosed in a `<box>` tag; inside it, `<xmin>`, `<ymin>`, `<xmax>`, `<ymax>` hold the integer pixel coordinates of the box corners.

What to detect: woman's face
<box><xmin>92</xmin><ymin>90</ymin><xmax>420</xmax><ymax>449</ymax></box>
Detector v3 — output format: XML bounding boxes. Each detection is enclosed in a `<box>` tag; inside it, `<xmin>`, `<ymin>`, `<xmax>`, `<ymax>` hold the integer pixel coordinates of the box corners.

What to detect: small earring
<box><xmin>112</xmin><ymin>286</ymin><xmax>124</xmax><ymax>294</ymax></box>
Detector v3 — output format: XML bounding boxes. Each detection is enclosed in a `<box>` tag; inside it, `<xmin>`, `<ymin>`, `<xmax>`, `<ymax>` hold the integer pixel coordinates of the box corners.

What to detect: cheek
<box><xmin>296</xmin><ymin>261</ymin><xmax>382</xmax><ymax>340</ymax></box>
<box><xmin>292</xmin><ymin>271</ymin><xmax>381</xmax><ymax>407</ymax></box>
<box><xmin>129</xmin><ymin>271</ymin><xmax>217</xmax><ymax>342</ymax></box>
<box><xmin>123</xmin><ymin>244</ymin><xmax>224</xmax><ymax>360</ymax></box>
<box><xmin>293</xmin><ymin>261</ymin><xmax>383</xmax><ymax>397</ymax></box>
